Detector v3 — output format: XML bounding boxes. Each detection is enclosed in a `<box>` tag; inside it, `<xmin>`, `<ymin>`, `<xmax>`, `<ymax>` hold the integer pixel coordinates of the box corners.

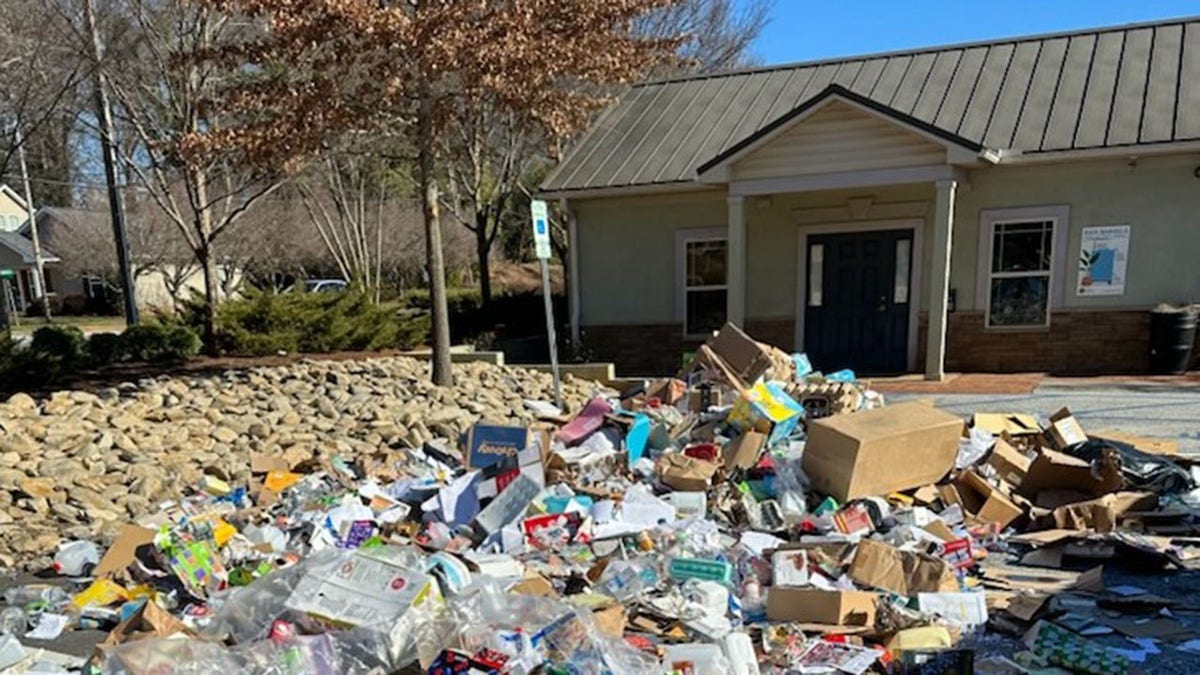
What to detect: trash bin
<box><xmin>1148</xmin><ymin>305</ymin><xmax>1198</xmax><ymax>374</ymax></box>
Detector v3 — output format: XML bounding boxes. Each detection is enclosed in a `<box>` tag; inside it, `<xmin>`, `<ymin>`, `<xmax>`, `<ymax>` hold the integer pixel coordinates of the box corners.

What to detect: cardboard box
<box><xmin>465</xmin><ymin>424</ymin><xmax>529</xmax><ymax>471</ymax></box>
<box><xmin>703</xmin><ymin>322</ymin><xmax>793</xmax><ymax>385</ymax></box>
<box><xmin>728</xmin><ymin>381</ymin><xmax>803</xmax><ymax>446</ymax></box>
<box><xmin>723</xmin><ymin>430</ymin><xmax>767</xmax><ymax>472</ymax></box>
<box><xmin>848</xmin><ymin>539</ymin><xmax>958</xmax><ymax>596</ymax></box>
<box><xmin>946</xmin><ymin>470</ymin><xmax>1024</xmax><ymax>529</ymax></box>
<box><xmin>972</xmin><ymin>413</ymin><xmax>1040</xmax><ymax>436</ymax></box>
<box><xmin>766</xmin><ymin>588</ymin><xmax>877</xmax><ymax>626</ymax></box>
<box><xmin>1020</xmin><ymin>448</ymin><xmax>1122</xmax><ymax>500</ymax></box>
<box><xmin>1047</xmin><ymin>407</ymin><xmax>1088</xmax><ymax>448</ymax></box>
<box><xmin>986</xmin><ymin>439</ymin><xmax>1032</xmax><ymax>486</ymax></box>
<box><xmin>802</xmin><ymin>402</ymin><xmax>964</xmax><ymax>501</ymax></box>
<box><xmin>658</xmin><ymin>453</ymin><xmax>720</xmax><ymax>492</ymax></box>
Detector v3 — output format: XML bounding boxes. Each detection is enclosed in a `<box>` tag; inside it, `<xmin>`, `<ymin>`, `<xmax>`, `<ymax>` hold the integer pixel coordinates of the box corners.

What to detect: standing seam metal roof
<box><xmin>543</xmin><ymin>16</ymin><xmax>1200</xmax><ymax>193</ymax></box>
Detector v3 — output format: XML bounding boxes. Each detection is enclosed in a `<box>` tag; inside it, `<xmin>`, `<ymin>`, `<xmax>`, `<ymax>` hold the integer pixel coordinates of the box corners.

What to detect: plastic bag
<box><xmin>1062</xmin><ymin>437</ymin><xmax>1193</xmax><ymax>494</ymax></box>
<box><xmin>955</xmin><ymin>427</ymin><xmax>994</xmax><ymax>470</ymax></box>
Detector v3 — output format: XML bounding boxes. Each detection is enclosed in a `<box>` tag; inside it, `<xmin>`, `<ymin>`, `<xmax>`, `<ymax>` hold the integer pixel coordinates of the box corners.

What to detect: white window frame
<box><xmin>976</xmin><ymin>205</ymin><xmax>1070</xmax><ymax>331</ymax></box>
<box><xmin>675</xmin><ymin>227</ymin><xmax>728</xmax><ymax>339</ymax></box>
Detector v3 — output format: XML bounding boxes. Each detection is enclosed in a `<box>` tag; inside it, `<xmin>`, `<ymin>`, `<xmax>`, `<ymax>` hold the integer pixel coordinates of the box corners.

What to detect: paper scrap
<box><xmin>26</xmin><ymin>613</ymin><xmax>69</xmax><ymax>640</ymax></box>
<box><xmin>919</xmin><ymin>592</ymin><xmax>989</xmax><ymax>626</ymax></box>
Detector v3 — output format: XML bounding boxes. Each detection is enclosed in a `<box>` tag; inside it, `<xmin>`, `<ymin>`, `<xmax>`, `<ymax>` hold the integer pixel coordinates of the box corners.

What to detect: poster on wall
<box><xmin>1077</xmin><ymin>225</ymin><xmax>1130</xmax><ymax>296</ymax></box>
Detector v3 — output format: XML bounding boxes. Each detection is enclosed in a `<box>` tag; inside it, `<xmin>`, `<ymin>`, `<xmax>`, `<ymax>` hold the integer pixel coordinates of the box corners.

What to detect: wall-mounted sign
<box><xmin>1077</xmin><ymin>225</ymin><xmax>1129</xmax><ymax>296</ymax></box>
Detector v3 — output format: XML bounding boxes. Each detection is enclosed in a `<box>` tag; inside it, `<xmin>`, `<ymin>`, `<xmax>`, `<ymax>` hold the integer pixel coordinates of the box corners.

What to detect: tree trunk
<box><xmin>418</xmin><ymin>93</ymin><xmax>453</xmax><ymax>386</ymax></box>
<box><xmin>475</xmin><ymin>210</ymin><xmax>492</xmax><ymax>309</ymax></box>
<box><xmin>197</xmin><ymin>249</ymin><xmax>219</xmax><ymax>355</ymax></box>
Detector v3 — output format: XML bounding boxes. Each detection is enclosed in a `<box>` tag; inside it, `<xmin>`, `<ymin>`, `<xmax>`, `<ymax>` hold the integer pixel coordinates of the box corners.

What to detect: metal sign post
<box><xmin>530</xmin><ymin>199</ymin><xmax>562</xmax><ymax>409</ymax></box>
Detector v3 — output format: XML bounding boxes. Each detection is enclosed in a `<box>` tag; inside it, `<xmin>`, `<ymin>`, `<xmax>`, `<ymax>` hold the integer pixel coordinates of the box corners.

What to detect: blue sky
<box><xmin>748</xmin><ymin>1</ymin><xmax>1200</xmax><ymax>65</ymax></box>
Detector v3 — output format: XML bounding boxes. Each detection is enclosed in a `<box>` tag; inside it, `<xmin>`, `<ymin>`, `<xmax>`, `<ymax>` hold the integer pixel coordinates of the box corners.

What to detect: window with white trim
<box><xmin>682</xmin><ymin>236</ymin><xmax>727</xmax><ymax>336</ymax></box>
<box><xmin>985</xmin><ymin>218</ymin><xmax>1056</xmax><ymax>328</ymax></box>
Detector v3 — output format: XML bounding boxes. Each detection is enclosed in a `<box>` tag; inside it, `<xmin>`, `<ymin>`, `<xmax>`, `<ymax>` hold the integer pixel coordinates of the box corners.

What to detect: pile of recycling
<box><xmin>2</xmin><ymin>323</ymin><xmax>1200</xmax><ymax>674</ymax></box>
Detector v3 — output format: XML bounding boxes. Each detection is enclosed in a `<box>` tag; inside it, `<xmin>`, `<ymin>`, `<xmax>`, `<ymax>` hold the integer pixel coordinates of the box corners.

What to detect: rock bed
<box><xmin>0</xmin><ymin>357</ymin><xmax>606</xmax><ymax>569</ymax></box>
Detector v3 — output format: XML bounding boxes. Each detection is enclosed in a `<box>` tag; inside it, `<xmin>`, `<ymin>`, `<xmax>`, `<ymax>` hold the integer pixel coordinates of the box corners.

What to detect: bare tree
<box><xmin>99</xmin><ymin>0</ymin><xmax>282</xmax><ymax>352</ymax></box>
<box><xmin>0</xmin><ymin>0</ymin><xmax>90</xmax><ymax>207</ymax></box>
<box><xmin>637</xmin><ymin>0</ymin><xmax>771</xmax><ymax>74</ymax></box>
<box><xmin>293</xmin><ymin>153</ymin><xmax>397</xmax><ymax>302</ymax></box>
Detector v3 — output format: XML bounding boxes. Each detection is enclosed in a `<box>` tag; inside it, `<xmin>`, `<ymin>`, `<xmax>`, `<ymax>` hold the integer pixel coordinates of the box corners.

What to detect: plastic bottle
<box><xmin>52</xmin><ymin>540</ymin><xmax>100</xmax><ymax>577</ymax></box>
<box><xmin>2</xmin><ymin>586</ymin><xmax>69</xmax><ymax>610</ymax></box>
<box><xmin>0</xmin><ymin>606</ymin><xmax>26</xmax><ymax>636</ymax></box>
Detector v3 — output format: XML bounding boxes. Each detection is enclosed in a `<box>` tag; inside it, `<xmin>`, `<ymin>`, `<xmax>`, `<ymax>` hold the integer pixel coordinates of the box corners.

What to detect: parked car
<box><xmin>301</xmin><ymin>279</ymin><xmax>348</xmax><ymax>294</ymax></box>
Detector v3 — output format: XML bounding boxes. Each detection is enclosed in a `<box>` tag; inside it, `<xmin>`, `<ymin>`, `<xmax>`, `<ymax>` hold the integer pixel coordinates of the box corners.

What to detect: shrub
<box><xmin>87</xmin><ymin>332</ymin><xmax>124</xmax><ymax>366</ymax></box>
<box><xmin>29</xmin><ymin>325</ymin><xmax>87</xmax><ymax>369</ymax></box>
<box><xmin>218</xmin><ymin>287</ymin><xmax>428</xmax><ymax>356</ymax></box>
<box><xmin>120</xmin><ymin>324</ymin><xmax>201</xmax><ymax>363</ymax></box>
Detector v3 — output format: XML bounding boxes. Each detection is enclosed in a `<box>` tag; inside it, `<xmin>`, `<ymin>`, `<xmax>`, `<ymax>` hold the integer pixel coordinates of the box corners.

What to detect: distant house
<box><xmin>25</xmin><ymin>205</ymin><xmax>239</xmax><ymax>314</ymax></box>
<box><xmin>542</xmin><ymin>17</ymin><xmax>1200</xmax><ymax>377</ymax></box>
<box><xmin>0</xmin><ymin>191</ymin><xmax>239</xmax><ymax>315</ymax></box>
<box><xmin>0</xmin><ymin>185</ymin><xmax>61</xmax><ymax>312</ymax></box>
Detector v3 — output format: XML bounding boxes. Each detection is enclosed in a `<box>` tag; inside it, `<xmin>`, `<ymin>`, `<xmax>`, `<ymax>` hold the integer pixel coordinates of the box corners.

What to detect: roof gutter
<box><xmin>994</xmin><ymin>141</ymin><xmax>1200</xmax><ymax>165</ymax></box>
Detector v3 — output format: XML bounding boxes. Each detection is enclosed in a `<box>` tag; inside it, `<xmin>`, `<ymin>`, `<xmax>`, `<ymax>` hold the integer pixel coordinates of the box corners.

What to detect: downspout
<box><xmin>559</xmin><ymin>198</ymin><xmax>581</xmax><ymax>349</ymax></box>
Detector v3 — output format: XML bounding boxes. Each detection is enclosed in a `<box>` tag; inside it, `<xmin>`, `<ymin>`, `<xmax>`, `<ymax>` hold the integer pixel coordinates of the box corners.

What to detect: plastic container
<box><xmin>53</xmin><ymin>540</ymin><xmax>100</xmax><ymax>577</ymax></box>
<box><xmin>0</xmin><ymin>606</ymin><xmax>27</xmax><ymax>636</ymax></box>
<box><xmin>1149</xmin><ymin>306</ymin><xmax>1198</xmax><ymax>374</ymax></box>
<box><xmin>3</xmin><ymin>585</ymin><xmax>69</xmax><ymax>610</ymax></box>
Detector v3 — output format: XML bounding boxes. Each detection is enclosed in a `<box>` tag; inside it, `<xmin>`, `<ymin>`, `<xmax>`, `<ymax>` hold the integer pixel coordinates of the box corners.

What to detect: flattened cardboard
<box><xmin>803</xmin><ymin>402</ymin><xmax>964</xmax><ymax>501</ymax></box>
<box><xmin>1047</xmin><ymin>407</ymin><xmax>1087</xmax><ymax>448</ymax></box>
<box><xmin>766</xmin><ymin>587</ymin><xmax>877</xmax><ymax>626</ymax></box>
<box><xmin>1008</xmin><ymin>529</ymin><xmax>1087</xmax><ymax>546</ymax></box>
<box><xmin>848</xmin><ymin>539</ymin><xmax>957</xmax><ymax>596</ymax></box>
<box><xmin>94</xmin><ymin>524</ymin><xmax>157</xmax><ymax>578</ymax></box>
<box><xmin>1092</xmin><ymin>430</ymin><xmax>1179</xmax><ymax>456</ymax></box>
<box><xmin>981</xmin><ymin>564</ymin><xmax>1103</xmax><ymax>594</ymax></box>
<box><xmin>658</xmin><ymin>453</ymin><xmax>720</xmax><ymax>492</ymax></box>
<box><xmin>922</xmin><ymin>520</ymin><xmax>957</xmax><ymax>542</ymax></box>
<box><xmin>510</xmin><ymin>573</ymin><xmax>557</xmax><ymax>598</ymax></box>
<box><xmin>1051</xmin><ymin>491</ymin><xmax>1157</xmax><ymax>533</ymax></box>
<box><xmin>723</xmin><ymin>431</ymin><xmax>767</xmax><ymax>472</ymax></box>
<box><xmin>973</xmin><ymin>413</ymin><xmax>1040</xmax><ymax>436</ymax></box>
<box><xmin>593</xmin><ymin>605</ymin><xmax>627</xmax><ymax>638</ymax></box>
<box><xmin>1020</xmin><ymin>448</ymin><xmax>1123</xmax><ymax>499</ymax></box>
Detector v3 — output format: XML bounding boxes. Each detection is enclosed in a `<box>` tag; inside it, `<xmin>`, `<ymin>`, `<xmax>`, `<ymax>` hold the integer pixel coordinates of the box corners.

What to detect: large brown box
<box><xmin>802</xmin><ymin>402</ymin><xmax>963</xmax><ymax>501</ymax></box>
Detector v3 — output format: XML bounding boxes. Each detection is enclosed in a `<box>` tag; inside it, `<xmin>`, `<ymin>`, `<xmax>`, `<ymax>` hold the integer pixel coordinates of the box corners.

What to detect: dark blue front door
<box><xmin>804</xmin><ymin>229</ymin><xmax>913</xmax><ymax>374</ymax></box>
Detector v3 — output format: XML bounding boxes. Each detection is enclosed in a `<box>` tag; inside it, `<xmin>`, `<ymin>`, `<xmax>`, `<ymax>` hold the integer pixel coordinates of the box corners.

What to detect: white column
<box><xmin>925</xmin><ymin>179</ymin><xmax>956</xmax><ymax>380</ymax></box>
<box><xmin>560</xmin><ymin>199</ymin><xmax>582</xmax><ymax>348</ymax></box>
<box><xmin>726</xmin><ymin>194</ymin><xmax>746</xmax><ymax>327</ymax></box>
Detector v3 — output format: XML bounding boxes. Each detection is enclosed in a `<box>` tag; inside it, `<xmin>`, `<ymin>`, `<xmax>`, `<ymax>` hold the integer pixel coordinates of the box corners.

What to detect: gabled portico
<box><xmin>695</xmin><ymin>86</ymin><xmax>998</xmax><ymax>380</ymax></box>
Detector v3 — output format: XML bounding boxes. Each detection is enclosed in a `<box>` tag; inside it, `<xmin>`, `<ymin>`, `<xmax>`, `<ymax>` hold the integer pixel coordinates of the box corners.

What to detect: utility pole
<box><xmin>84</xmin><ymin>0</ymin><xmax>139</xmax><ymax>326</ymax></box>
<box><xmin>14</xmin><ymin>124</ymin><xmax>50</xmax><ymax>321</ymax></box>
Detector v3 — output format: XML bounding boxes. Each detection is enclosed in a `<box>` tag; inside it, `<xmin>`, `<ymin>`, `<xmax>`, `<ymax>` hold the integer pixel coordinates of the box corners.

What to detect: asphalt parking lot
<box><xmin>891</xmin><ymin>383</ymin><xmax>1200</xmax><ymax>456</ymax></box>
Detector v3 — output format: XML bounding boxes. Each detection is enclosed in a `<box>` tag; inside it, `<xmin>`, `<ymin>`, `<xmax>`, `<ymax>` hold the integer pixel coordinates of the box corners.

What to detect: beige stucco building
<box><xmin>542</xmin><ymin>18</ymin><xmax>1200</xmax><ymax>377</ymax></box>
